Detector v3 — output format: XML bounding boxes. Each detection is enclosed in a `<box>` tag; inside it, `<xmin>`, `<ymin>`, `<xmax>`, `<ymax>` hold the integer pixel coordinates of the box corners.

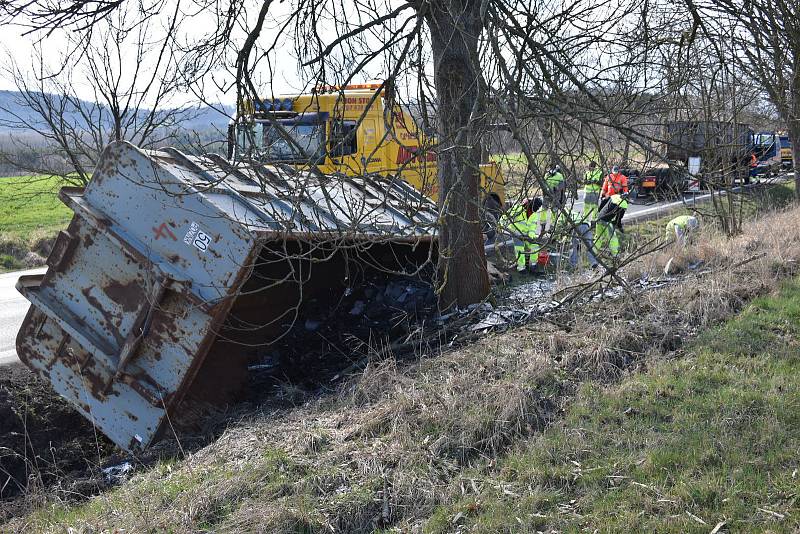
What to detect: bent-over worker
<box><xmin>665</xmin><ymin>215</ymin><xmax>699</xmax><ymax>246</ymax></box>
<box><xmin>595</xmin><ymin>193</ymin><xmax>628</xmax><ymax>256</ymax></box>
<box><xmin>499</xmin><ymin>197</ymin><xmax>543</xmax><ymax>272</ymax></box>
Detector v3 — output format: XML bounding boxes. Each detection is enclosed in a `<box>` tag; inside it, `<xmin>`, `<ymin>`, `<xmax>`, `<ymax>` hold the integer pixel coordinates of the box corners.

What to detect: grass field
<box><xmin>427</xmin><ymin>278</ymin><xmax>800</xmax><ymax>532</ymax></box>
<box><xmin>0</xmin><ymin>175</ymin><xmax>73</xmax><ymax>270</ymax></box>
<box><xmin>0</xmin><ymin>176</ymin><xmax>72</xmax><ymax>241</ymax></box>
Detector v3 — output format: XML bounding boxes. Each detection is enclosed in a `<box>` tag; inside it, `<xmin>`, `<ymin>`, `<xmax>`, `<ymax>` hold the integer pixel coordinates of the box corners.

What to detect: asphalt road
<box><xmin>571</xmin><ymin>189</ymin><xmax>711</xmax><ymax>222</ymax></box>
<box><xmin>0</xmin><ymin>267</ymin><xmax>46</xmax><ymax>365</ymax></box>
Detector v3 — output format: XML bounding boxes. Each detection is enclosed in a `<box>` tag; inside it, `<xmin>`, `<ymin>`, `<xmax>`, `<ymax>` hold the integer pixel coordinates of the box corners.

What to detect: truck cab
<box><xmin>227</xmin><ymin>84</ymin><xmax>505</xmax><ymax>207</ymax></box>
<box><xmin>751</xmin><ymin>131</ymin><xmax>782</xmax><ymax>177</ymax></box>
<box><xmin>779</xmin><ymin>134</ymin><xmax>792</xmax><ymax>168</ymax></box>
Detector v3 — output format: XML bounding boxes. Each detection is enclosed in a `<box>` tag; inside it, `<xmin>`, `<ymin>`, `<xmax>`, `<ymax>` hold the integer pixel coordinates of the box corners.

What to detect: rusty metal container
<box><xmin>16</xmin><ymin>141</ymin><xmax>437</xmax><ymax>452</ymax></box>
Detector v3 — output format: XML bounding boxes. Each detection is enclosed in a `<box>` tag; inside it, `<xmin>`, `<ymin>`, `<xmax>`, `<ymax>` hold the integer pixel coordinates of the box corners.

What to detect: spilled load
<box><xmin>15</xmin><ymin>141</ymin><xmax>438</xmax><ymax>452</ymax></box>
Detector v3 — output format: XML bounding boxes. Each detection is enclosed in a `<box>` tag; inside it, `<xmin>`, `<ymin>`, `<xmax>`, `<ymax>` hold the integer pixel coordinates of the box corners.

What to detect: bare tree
<box><xmin>691</xmin><ymin>0</ymin><xmax>800</xmax><ymax>196</ymax></box>
<box><xmin>0</xmin><ymin>3</ymin><xmax>199</xmax><ymax>184</ymax></box>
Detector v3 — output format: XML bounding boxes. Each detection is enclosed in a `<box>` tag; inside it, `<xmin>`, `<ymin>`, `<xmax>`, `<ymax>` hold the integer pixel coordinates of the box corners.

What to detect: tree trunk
<box><xmin>791</xmin><ymin>67</ymin><xmax>800</xmax><ymax>199</ymax></box>
<box><xmin>425</xmin><ymin>0</ymin><xmax>490</xmax><ymax>311</ymax></box>
<box><xmin>791</xmin><ymin>123</ymin><xmax>800</xmax><ymax>198</ymax></box>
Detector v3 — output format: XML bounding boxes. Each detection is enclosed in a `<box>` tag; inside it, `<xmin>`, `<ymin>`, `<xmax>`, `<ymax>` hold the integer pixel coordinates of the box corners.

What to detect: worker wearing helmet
<box><xmin>665</xmin><ymin>215</ymin><xmax>699</xmax><ymax>246</ymax></box>
<box><xmin>499</xmin><ymin>197</ymin><xmax>543</xmax><ymax>272</ymax></box>
<box><xmin>600</xmin><ymin>166</ymin><xmax>629</xmax><ymax>203</ymax></box>
<box><xmin>595</xmin><ymin>193</ymin><xmax>628</xmax><ymax>256</ymax></box>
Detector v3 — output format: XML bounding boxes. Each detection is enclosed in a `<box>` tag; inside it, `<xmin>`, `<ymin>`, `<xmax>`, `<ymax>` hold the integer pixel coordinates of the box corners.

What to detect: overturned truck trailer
<box><xmin>15</xmin><ymin>141</ymin><xmax>437</xmax><ymax>452</ymax></box>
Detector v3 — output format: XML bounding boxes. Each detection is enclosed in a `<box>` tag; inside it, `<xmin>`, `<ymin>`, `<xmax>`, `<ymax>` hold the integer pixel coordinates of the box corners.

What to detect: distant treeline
<box><xmin>0</xmin><ymin>128</ymin><xmax>228</xmax><ymax>177</ymax></box>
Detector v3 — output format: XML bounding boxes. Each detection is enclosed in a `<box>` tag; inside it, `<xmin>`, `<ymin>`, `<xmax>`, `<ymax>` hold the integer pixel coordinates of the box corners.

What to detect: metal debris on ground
<box><xmin>102</xmin><ymin>461</ymin><xmax>134</xmax><ymax>484</ymax></box>
<box><xmin>247</xmin><ymin>270</ymin><xmax>437</xmax><ymax>386</ymax></box>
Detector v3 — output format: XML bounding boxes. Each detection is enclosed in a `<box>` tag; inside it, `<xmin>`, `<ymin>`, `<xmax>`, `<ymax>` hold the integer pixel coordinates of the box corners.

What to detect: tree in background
<box><xmin>692</xmin><ymin>0</ymin><xmax>800</xmax><ymax>196</ymax></box>
<box><xmin>0</xmin><ymin>2</ymin><xmax>198</xmax><ymax>184</ymax></box>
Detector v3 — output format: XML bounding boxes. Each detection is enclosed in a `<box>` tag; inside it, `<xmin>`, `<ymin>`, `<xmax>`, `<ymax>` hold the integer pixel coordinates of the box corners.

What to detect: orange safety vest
<box><xmin>750</xmin><ymin>153</ymin><xmax>758</xmax><ymax>167</ymax></box>
<box><xmin>601</xmin><ymin>172</ymin><xmax>629</xmax><ymax>197</ymax></box>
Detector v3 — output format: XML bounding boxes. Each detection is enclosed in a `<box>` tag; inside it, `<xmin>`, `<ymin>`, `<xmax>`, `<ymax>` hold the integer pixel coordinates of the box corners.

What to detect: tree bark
<box><xmin>790</xmin><ymin>121</ymin><xmax>800</xmax><ymax>197</ymax></box>
<box><xmin>425</xmin><ymin>0</ymin><xmax>490</xmax><ymax>311</ymax></box>
<box><xmin>791</xmin><ymin>68</ymin><xmax>800</xmax><ymax>199</ymax></box>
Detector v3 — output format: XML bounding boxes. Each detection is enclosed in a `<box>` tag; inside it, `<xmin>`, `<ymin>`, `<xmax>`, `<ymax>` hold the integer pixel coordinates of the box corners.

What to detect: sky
<box><xmin>0</xmin><ymin>2</ymin><xmax>299</xmax><ymax>106</ymax></box>
<box><xmin>0</xmin><ymin>0</ymin><xmax>400</xmax><ymax>108</ymax></box>
<box><xmin>0</xmin><ymin>0</ymin><xmax>654</xmax><ymax>111</ymax></box>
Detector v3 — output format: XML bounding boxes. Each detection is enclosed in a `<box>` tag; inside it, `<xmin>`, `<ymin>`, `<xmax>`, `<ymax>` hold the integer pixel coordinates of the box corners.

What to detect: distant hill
<box><xmin>0</xmin><ymin>90</ymin><xmax>233</xmax><ymax>135</ymax></box>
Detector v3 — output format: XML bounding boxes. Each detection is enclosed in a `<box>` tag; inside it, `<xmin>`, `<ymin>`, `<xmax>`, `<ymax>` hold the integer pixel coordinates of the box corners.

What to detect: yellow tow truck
<box><xmin>227</xmin><ymin>83</ymin><xmax>505</xmax><ymax>208</ymax></box>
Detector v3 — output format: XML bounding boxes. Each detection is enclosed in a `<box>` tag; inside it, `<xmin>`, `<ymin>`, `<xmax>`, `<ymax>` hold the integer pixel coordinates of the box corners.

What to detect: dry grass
<box><xmin>8</xmin><ymin>204</ymin><xmax>800</xmax><ymax>533</ymax></box>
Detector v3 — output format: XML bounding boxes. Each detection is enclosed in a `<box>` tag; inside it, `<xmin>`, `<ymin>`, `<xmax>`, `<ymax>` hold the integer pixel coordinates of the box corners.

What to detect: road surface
<box><xmin>572</xmin><ymin>189</ymin><xmax>718</xmax><ymax>222</ymax></box>
<box><xmin>0</xmin><ymin>267</ymin><xmax>46</xmax><ymax>365</ymax></box>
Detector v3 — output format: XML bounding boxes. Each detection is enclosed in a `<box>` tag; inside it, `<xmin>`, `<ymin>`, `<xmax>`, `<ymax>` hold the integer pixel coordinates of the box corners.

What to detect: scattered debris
<box><xmin>102</xmin><ymin>461</ymin><xmax>134</xmax><ymax>484</ymax></box>
<box><xmin>247</xmin><ymin>271</ymin><xmax>438</xmax><ymax>388</ymax></box>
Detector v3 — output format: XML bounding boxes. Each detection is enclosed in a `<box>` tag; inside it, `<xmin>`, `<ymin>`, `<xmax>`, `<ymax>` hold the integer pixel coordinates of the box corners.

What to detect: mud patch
<box><xmin>0</xmin><ymin>363</ymin><xmax>115</xmax><ymax>521</ymax></box>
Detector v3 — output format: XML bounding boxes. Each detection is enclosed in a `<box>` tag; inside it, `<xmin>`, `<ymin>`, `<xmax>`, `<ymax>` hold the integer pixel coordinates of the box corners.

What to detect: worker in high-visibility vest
<box><xmin>567</xmin><ymin>163</ymin><xmax>602</xmax><ymax>269</ymax></box>
<box><xmin>583</xmin><ymin>161</ymin><xmax>603</xmax><ymax>215</ymax></box>
<box><xmin>541</xmin><ymin>164</ymin><xmax>567</xmax><ymax>232</ymax></box>
<box><xmin>749</xmin><ymin>152</ymin><xmax>759</xmax><ymax>180</ymax></box>
<box><xmin>595</xmin><ymin>193</ymin><xmax>628</xmax><ymax>256</ymax></box>
<box><xmin>600</xmin><ymin>166</ymin><xmax>629</xmax><ymax>205</ymax></box>
<box><xmin>499</xmin><ymin>197</ymin><xmax>542</xmax><ymax>272</ymax></box>
<box><xmin>665</xmin><ymin>215</ymin><xmax>699</xmax><ymax>246</ymax></box>
<box><xmin>568</xmin><ymin>209</ymin><xmax>598</xmax><ymax>269</ymax></box>
<box><xmin>527</xmin><ymin>204</ymin><xmax>544</xmax><ymax>272</ymax></box>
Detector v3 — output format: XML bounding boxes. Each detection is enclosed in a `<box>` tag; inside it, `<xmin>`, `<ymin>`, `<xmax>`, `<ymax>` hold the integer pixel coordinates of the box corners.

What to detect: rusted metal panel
<box><xmin>15</xmin><ymin>140</ymin><xmax>437</xmax><ymax>452</ymax></box>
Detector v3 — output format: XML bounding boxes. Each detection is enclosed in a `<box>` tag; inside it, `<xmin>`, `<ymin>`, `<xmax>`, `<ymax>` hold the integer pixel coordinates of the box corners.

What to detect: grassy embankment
<box><xmin>0</xmin><ymin>175</ymin><xmax>73</xmax><ymax>271</ymax></box>
<box><xmin>7</xmin><ymin>184</ymin><xmax>800</xmax><ymax>531</ymax></box>
<box><xmin>428</xmin><ymin>279</ymin><xmax>800</xmax><ymax>532</ymax></box>
<box><xmin>624</xmin><ymin>181</ymin><xmax>796</xmax><ymax>251</ymax></box>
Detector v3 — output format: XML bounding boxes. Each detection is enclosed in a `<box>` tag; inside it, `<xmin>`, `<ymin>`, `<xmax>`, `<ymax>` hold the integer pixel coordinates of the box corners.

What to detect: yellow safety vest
<box><xmin>546</xmin><ymin>171</ymin><xmax>565</xmax><ymax>189</ymax></box>
<box><xmin>500</xmin><ymin>204</ymin><xmax>530</xmax><ymax>236</ymax></box>
<box><xmin>666</xmin><ymin>215</ymin><xmax>694</xmax><ymax>233</ymax></box>
<box><xmin>583</xmin><ymin>169</ymin><xmax>603</xmax><ymax>192</ymax></box>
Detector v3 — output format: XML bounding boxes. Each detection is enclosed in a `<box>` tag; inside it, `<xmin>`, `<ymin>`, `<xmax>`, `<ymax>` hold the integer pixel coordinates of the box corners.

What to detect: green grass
<box><xmin>491</xmin><ymin>153</ymin><xmax>530</xmax><ymax>167</ymax></box>
<box><xmin>0</xmin><ymin>175</ymin><xmax>73</xmax><ymax>242</ymax></box>
<box><xmin>426</xmin><ymin>278</ymin><xmax>800</xmax><ymax>533</ymax></box>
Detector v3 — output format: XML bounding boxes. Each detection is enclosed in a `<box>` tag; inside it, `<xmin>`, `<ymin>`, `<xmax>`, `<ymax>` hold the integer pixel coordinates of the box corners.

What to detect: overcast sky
<box><xmin>0</xmin><ymin>8</ymin><xmax>300</xmax><ymax>107</ymax></box>
<box><xmin>0</xmin><ymin>1</ymin><xmax>392</xmax><ymax>108</ymax></box>
<box><xmin>0</xmin><ymin>25</ymin><xmax>45</xmax><ymax>92</ymax></box>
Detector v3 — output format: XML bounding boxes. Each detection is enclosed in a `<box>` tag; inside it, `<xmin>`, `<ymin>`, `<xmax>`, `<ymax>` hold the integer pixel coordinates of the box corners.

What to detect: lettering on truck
<box><xmin>396</xmin><ymin>146</ymin><xmax>437</xmax><ymax>164</ymax></box>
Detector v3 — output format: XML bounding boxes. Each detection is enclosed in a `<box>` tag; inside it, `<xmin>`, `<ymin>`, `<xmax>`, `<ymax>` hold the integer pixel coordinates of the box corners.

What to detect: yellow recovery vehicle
<box><xmin>226</xmin><ymin>83</ymin><xmax>505</xmax><ymax>210</ymax></box>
